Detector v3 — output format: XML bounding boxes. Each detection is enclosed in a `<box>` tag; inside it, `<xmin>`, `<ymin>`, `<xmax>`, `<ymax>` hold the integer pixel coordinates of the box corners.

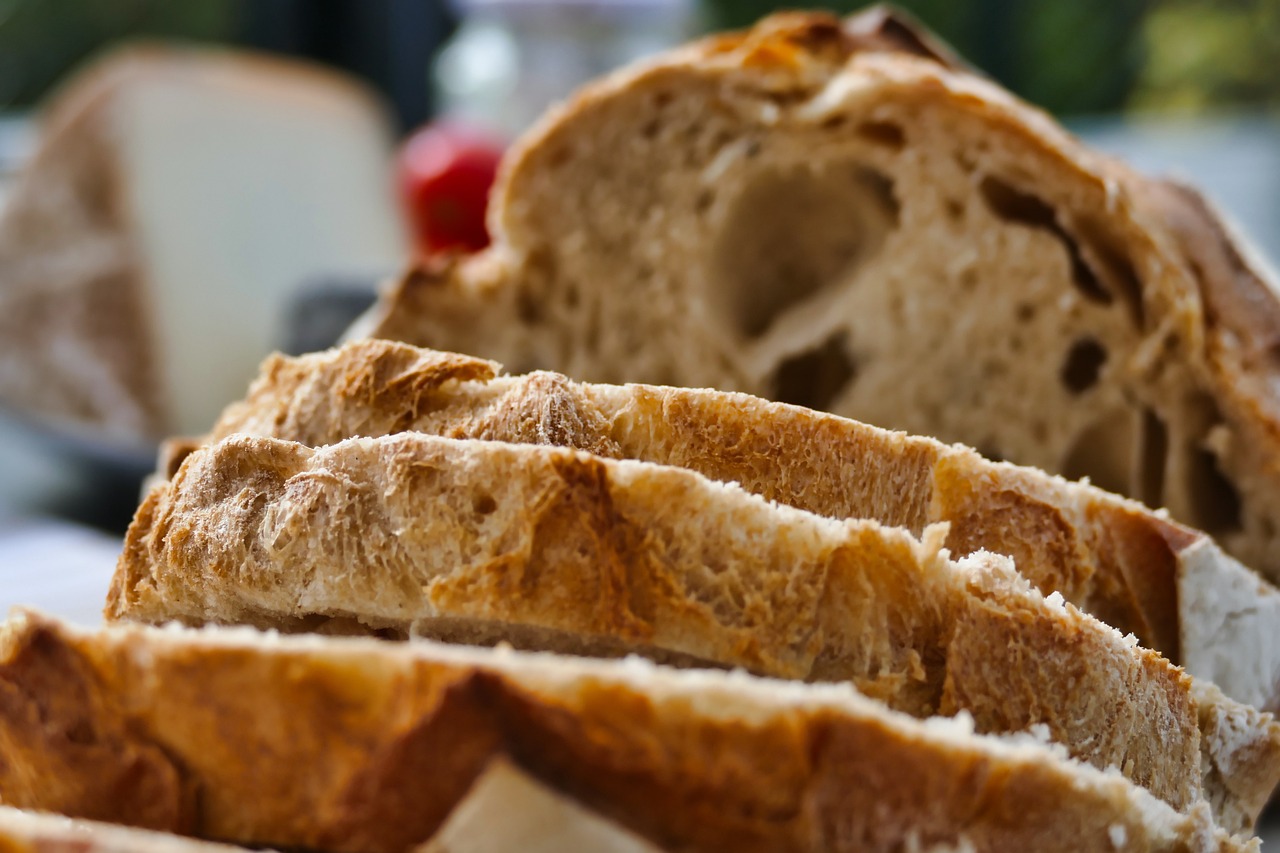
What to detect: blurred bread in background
<box><xmin>0</xmin><ymin>45</ymin><xmax>406</xmax><ymax>448</ymax></box>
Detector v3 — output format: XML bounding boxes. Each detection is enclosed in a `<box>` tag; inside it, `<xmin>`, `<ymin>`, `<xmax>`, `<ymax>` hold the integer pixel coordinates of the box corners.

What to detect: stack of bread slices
<box><xmin>6</xmin><ymin>7</ymin><xmax>1280</xmax><ymax>852</ymax></box>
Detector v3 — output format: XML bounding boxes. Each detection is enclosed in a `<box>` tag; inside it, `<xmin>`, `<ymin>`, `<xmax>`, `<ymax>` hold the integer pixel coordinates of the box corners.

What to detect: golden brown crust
<box><xmin>0</xmin><ymin>620</ymin><xmax>195</xmax><ymax>831</ymax></box>
<box><xmin>111</xmin><ymin>429</ymin><xmax>1280</xmax><ymax>828</ymax></box>
<box><xmin>190</xmin><ymin>339</ymin><xmax>1280</xmax><ymax>714</ymax></box>
<box><xmin>0</xmin><ymin>612</ymin><xmax>1258</xmax><ymax>852</ymax></box>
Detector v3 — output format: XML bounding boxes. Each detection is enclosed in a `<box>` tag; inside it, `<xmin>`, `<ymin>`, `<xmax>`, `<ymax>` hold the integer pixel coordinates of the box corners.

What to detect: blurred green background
<box><xmin>1</xmin><ymin>0</ymin><xmax>1277</xmax><ymax>120</ymax></box>
<box><xmin>707</xmin><ymin>0</ymin><xmax>1280</xmax><ymax>116</ymax></box>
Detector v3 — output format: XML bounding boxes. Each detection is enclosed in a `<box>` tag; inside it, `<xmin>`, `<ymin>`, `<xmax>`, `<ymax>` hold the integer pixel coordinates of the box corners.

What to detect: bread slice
<box><xmin>0</xmin><ymin>610</ymin><xmax>1260</xmax><ymax>852</ymax></box>
<box><xmin>353</xmin><ymin>8</ymin><xmax>1280</xmax><ymax>594</ymax></box>
<box><xmin>0</xmin><ymin>805</ymin><xmax>258</xmax><ymax>852</ymax></box>
<box><xmin>172</xmin><ymin>338</ymin><xmax>1280</xmax><ymax>716</ymax></box>
<box><xmin>111</xmin><ymin>430</ymin><xmax>1280</xmax><ymax>830</ymax></box>
<box><xmin>0</xmin><ymin>45</ymin><xmax>404</xmax><ymax>443</ymax></box>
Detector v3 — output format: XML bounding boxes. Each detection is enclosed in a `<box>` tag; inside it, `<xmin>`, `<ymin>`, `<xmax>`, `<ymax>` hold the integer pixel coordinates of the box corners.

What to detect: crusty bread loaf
<box><xmin>0</xmin><ymin>805</ymin><xmax>259</xmax><ymax>852</ymax></box>
<box><xmin>0</xmin><ymin>610</ymin><xmax>1259</xmax><ymax>852</ymax></box>
<box><xmin>174</xmin><ymin>338</ymin><xmax>1280</xmax><ymax>715</ymax></box>
<box><xmin>354</xmin><ymin>8</ymin><xmax>1280</xmax><ymax>595</ymax></box>
<box><xmin>111</xmin><ymin>430</ymin><xmax>1280</xmax><ymax>830</ymax></box>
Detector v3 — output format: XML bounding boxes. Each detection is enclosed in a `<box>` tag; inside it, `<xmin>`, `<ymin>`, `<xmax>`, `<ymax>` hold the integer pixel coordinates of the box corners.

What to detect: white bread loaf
<box><xmin>0</xmin><ymin>610</ymin><xmax>1258</xmax><ymax>852</ymax></box>
<box><xmin>355</xmin><ymin>9</ymin><xmax>1280</xmax><ymax>594</ymax></box>
<box><xmin>0</xmin><ymin>45</ymin><xmax>405</xmax><ymax>444</ymax></box>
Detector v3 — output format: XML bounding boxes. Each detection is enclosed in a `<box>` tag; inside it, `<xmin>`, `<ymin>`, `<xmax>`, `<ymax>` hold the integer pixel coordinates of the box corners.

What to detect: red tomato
<box><xmin>398</xmin><ymin>122</ymin><xmax>504</xmax><ymax>255</ymax></box>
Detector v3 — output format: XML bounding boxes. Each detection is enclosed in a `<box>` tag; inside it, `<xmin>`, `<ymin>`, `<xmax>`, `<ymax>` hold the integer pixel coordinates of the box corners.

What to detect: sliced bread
<box><xmin>110</xmin><ymin>431</ymin><xmax>1280</xmax><ymax>830</ymax></box>
<box><xmin>0</xmin><ymin>610</ymin><xmax>1256</xmax><ymax>852</ymax></box>
<box><xmin>354</xmin><ymin>9</ymin><xmax>1280</xmax><ymax>593</ymax></box>
<box><xmin>172</xmin><ymin>339</ymin><xmax>1280</xmax><ymax>714</ymax></box>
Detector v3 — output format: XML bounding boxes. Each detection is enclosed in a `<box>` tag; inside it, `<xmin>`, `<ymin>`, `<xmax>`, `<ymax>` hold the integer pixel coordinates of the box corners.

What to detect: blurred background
<box><xmin>3</xmin><ymin>0</ymin><xmax>1278</xmax><ymax>297</ymax></box>
<box><xmin>0</xmin><ymin>1</ymin><xmax>1277</xmax><ymax>625</ymax></box>
<box><xmin>4</xmin><ymin>0</ymin><xmax>1280</xmax><ymax>121</ymax></box>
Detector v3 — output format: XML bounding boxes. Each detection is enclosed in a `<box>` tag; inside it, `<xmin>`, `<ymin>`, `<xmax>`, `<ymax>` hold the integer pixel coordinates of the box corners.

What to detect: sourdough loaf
<box><xmin>0</xmin><ymin>45</ymin><xmax>404</xmax><ymax>443</ymax></box>
<box><xmin>355</xmin><ymin>8</ymin><xmax>1280</xmax><ymax>592</ymax></box>
<box><xmin>111</xmin><ymin>430</ymin><xmax>1280</xmax><ymax>830</ymax></box>
<box><xmin>0</xmin><ymin>610</ymin><xmax>1257</xmax><ymax>852</ymax></box>
<box><xmin>0</xmin><ymin>805</ymin><xmax>258</xmax><ymax>853</ymax></box>
<box><xmin>174</xmin><ymin>339</ymin><xmax>1280</xmax><ymax>714</ymax></box>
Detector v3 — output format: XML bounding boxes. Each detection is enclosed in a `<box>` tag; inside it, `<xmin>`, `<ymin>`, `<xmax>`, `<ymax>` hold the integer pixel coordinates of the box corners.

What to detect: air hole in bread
<box><xmin>1138</xmin><ymin>408</ymin><xmax>1169</xmax><ymax>508</ymax></box>
<box><xmin>515</xmin><ymin>287</ymin><xmax>543</xmax><ymax>325</ymax></box>
<box><xmin>820</xmin><ymin>114</ymin><xmax>848</xmax><ymax>131</ymax></box>
<box><xmin>945</xmin><ymin>198</ymin><xmax>964</xmax><ymax>221</ymax></box>
<box><xmin>713</xmin><ymin>164</ymin><xmax>897</xmax><ymax>338</ymax></box>
<box><xmin>547</xmin><ymin>145</ymin><xmax>574</xmax><ymax>169</ymax></box>
<box><xmin>979</xmin><ymin>176</ymin><xmax>1113</xmax><ymax>307</ymax></box>
<box><xmin>298</xmin><ymin>615</ymin><xmax>406</xmax><ymax>639</ymax></box>
<box><xmin>695</xmin><ymin>189</ymin><xmax>715</xmax><ymax>213</ymax></box>
<box><xmin>1188</xmin><ymin>444</ymin><xmax>1243</xmax><ymax>535</ymax></box>
<box><xmin>773</xmin><ymin>333</ymin><xmax>856</xmax><ymax>411</ymax></box>
<box><xmin>1074</xmin><ymin>217</ymin><xmax>1145</xmax><ymax>327</ymax></box>
<box><xmin>1061</xmin><ymin>337</ymin><xmax>1108</xmax><ymax>394</ymax></box>
<box><xmin>857</xmin><ymin>121</ymin><xmax>906</xmax><ymax>150</ymax></box>
<box><xmin>473</xmin><ymin>494</ymin><xmax>497</xmax><ymax>516</ymax></box>
<box><xmin>162</xmin><ymin>442</ymin><xmax>198</xmax><ymax>479</ymax></box>
<box><xmin>641</xmin><ymin>118</ymin><xmax>661</xmax><ymax>140</ymax></box>
<box><xmin>1063</xmin><ymin>408</ymin><xmax>1135</xmax><ymax>496</ymax></box>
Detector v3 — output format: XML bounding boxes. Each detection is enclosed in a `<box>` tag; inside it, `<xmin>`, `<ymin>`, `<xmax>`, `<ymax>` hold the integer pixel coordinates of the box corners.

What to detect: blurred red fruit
<box><xmin>399</xmin><ymin>122</ymin><xmax>503</xmax><ymax>255</ymax></box>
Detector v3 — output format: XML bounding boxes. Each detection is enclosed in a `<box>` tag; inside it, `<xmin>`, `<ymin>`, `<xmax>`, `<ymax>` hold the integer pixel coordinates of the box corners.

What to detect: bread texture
<box><xmin>354</xmin><ymin>8</ymin><xmax>1280</xmax><ymax>595</ymax></box>
<box><xmin>175</xmin><ymin>338</ymin><xmax>1280</xmax><ymax>716</ymax></box>
<box><xmin>0</xmin><ymin>806</ymin><xmax>258</xmax><ymax>853</ymax></box>
<box><xmin>112</xmin><ymin>429</ymin><xmax>1280</xmax><ymax>830</ymax></box>
<box><xmin>0</xmin><ymin>610</ymin><xmax>1260</xmax><ymax>852</ymax></box>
